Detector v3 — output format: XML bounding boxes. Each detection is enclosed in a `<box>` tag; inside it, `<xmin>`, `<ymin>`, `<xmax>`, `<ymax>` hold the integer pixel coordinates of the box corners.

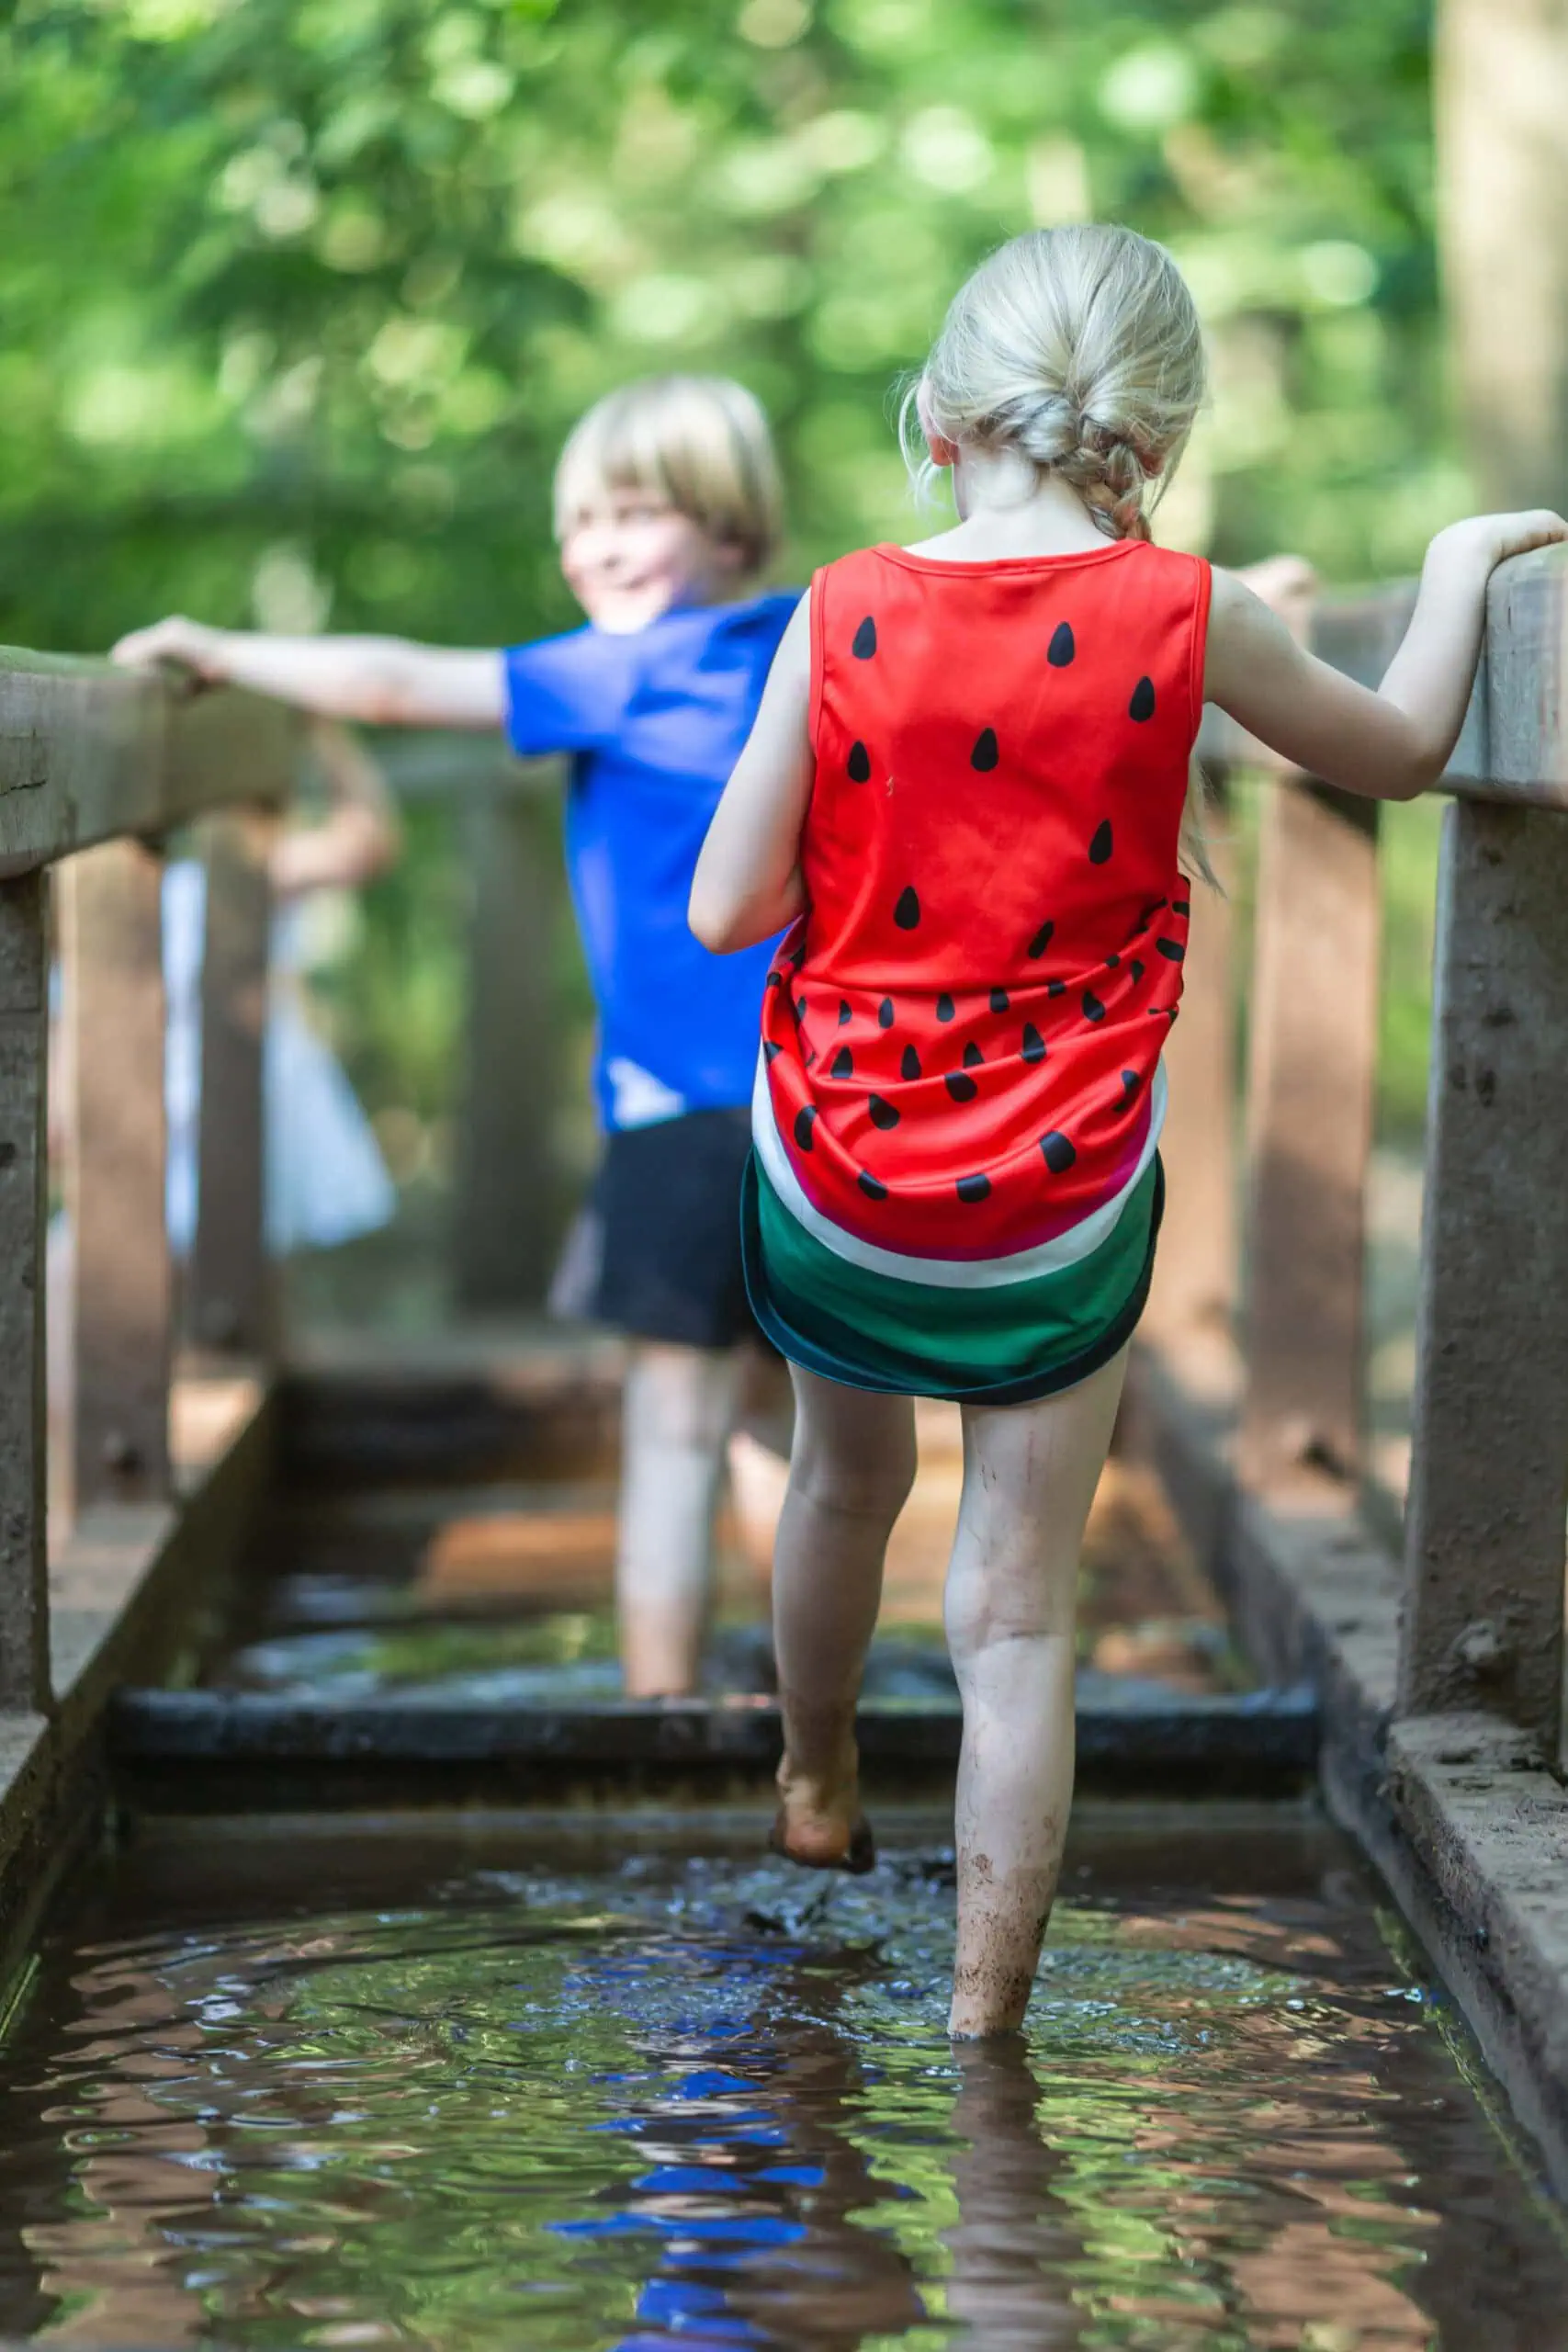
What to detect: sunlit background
<box><xmin>0</xmin><ymin>0</ymin><xmax>1467</xmax><ymax>1289</ymax></box>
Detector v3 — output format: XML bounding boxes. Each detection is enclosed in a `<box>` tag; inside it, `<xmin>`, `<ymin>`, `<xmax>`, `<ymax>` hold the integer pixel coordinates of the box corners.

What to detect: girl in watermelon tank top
<box><xmin>693</xmin><ymin>224</ymin><xmax>1567</xmax><ymax>2037</ymax></box>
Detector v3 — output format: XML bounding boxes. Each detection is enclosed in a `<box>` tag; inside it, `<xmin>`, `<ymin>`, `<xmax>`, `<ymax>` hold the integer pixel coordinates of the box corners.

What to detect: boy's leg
<box><xmin>945</xmin><ymin>1349</ymin><xmax>1128</xmax><ymax>2038</ymax></box>
<box><xmin>617</xmin><ymin>1340</ymin><xmax>740</xmax><ymax>1698</ymax></box>
<box><xmin>772</xmin><ymin>1365</ymin><xmax>917</xmax><ymax>1865</ymax></box>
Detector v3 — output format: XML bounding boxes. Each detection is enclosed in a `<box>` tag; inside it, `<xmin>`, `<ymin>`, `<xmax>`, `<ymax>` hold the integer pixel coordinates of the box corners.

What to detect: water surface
<box><xmin>0</xmin><ymin>1809</ymin><xmax>1560</xmax><ymax>2348</ymax></box>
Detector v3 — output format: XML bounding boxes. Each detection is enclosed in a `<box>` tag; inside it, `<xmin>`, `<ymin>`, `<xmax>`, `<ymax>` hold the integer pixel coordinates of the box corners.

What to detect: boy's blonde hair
<box><xmin>554</xmin><ymin>376</ymin><xmax>783</xmax><ymax>575</ymax></box>
<box><xmin>908</xmin><ymin>224</ymin><xmax>1206</xmax><ymax>544</ymax></box>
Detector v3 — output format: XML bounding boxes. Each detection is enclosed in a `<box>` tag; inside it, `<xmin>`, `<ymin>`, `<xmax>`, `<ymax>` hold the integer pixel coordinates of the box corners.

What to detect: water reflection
<box><xmin>0</xmin><ymin>1823</ymin><xmax>1559</xmax><ymax>2347</ymax></box>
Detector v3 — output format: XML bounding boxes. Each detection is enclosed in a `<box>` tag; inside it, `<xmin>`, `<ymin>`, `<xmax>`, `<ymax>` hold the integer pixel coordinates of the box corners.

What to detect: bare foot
<box><xmin>770</xmin><ymin>1727</ymin><xmax>875</xmax><ymax>1873</ymax></box>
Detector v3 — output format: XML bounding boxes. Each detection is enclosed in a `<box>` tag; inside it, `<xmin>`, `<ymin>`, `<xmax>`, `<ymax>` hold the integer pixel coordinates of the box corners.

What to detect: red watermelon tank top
<box><xmin>754</xmin><ymin>537</ymin><xmax>1211</xmax><ymax>1265</ymax></box>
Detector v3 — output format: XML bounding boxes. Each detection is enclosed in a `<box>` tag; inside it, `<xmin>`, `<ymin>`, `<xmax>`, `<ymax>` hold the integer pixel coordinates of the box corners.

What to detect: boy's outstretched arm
<box><xmin>690</xmin><ymin>594</ymin><xmax>814</xmax><ymax>954</ymax></box>
<box><xmin>110</xmin><ymin>616</ymin><xmax>506</xmax><ymax>731</ymax></box>
<box><xmin>1207</xmin><ymin>511</ymin><xmax>1568</xmax><ymax>802</ymax></box>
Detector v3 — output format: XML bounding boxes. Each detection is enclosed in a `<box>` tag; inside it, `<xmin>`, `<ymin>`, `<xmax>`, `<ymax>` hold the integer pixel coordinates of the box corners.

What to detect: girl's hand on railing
<box><xmin>1429</xmin><ymin>511</ymin><xmax>1568</xmax><ymax>574</ymax></box>
<box><xmin>111</xmin><ymin>616</ymin><xmax>231</xmax><ymax>684</ymax></box>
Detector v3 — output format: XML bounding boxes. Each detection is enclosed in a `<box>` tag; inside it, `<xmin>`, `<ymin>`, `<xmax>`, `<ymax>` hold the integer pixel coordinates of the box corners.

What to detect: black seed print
<box><xmin>858</xmin><ymin>1170</ymin><xmax>887</xmax><ymax>1201</ymax></box>
<box><xmin>1021</xmin><ymin>1023</ymin><xmax>1046</xmax><ymax>1065</ymax></box>
<box><xmin>957</xmin><ymin>1173</ymin><xmax>991</xmax><ymax>1204</ymax></box>
<box><xmin>936</xmin><ymin>992</ymin><xmax>955</xmax><ymax>1023</ymax></box>
<box><xmin>1105</xmin><ymin>952</ymin><xmax>1121</xmax><ymax>969</ymax></box>
<box><xmin>971</xmin><ymin>727</ymin><xmax>999</xmax><ymax>772</ymax></box>
<box><xmin>989</xmin><ymin>988</ymin><xmax>1009</xmax><ymax>1014</ymax></box>
<box><xmin>852</xmin><ymin>615</ymin><xmax>877</xmax><ymax>659</ymax></box>
<box><xmin>1172</xmin><ymin>899</ymin><xmax>1190</xmax><ymax>917</ymax></box>
<box><xmin>900</xmin><ymin>1044</ymin><xmax>921</xmax><ymax>1080</ymax></box>
<box><xmin>838</xmin><ymin>999</ymin><xmax>852</xmax><ymax>1026</ymax></box>
<box><xmin>1129</xmin><ymin>958</ymin><xmax>1145</xmax><ymax>984</ymax></box>
<box><xmin>1089</xmin><ymin>820</ymin><xmax>1113</xmax><ymax>865</ymax></box>
<box><xmin>847</xmin><ymin>740</ymin><xmax>872</xmax><ymax>784</ymax></box>
<box><xmin>1047</xmin><ymin>621</ymin><xmax>1075</xmax><ymax>668</ymax></box>
<box><xmin>1047</xmin><ymin>978</ymin><xmax>1066</xmax><ymax>999</ymax></box>
<box><xmin>878</xmin><ymin>997</ymin><xmax>895</xmax><ymax>1030</ymax></box>
<box><xmin>1156</xmin><ymin>936</ymin><xmax>1186</xmax><ymax>964</ymax></box>
<box><xmin>962</xmin><ymin>1042</ymin><xmax>983</xmax><ymax>1069</ymax></box>
<box><xmin>766</xmin><ymin>970</ymin><xmax>783</xmax><ymax>989</ymax></box>
<box><xmin>1134</xmin><ymin>898</ymin><xmax>1167</xmax><ymax>933</ymax></box>
<box><xmin>786</xmin><ymin>943</ymin><xmax>806</xmax><ymax>968</ymax></box>
<box><xmin>868</xmin><ymin>1094</ymin><xmax>900</xmax><ymax>1131</ymax></box>
<box><xmin>945</xmin><ymin>1072</ymin><xmax>978</xmax><ymax>1103</ymax></box>
<box><xmin>894</xmin><ymin>887</ymin><xmax>920</xmax><ymax>930</ymax></box>
<box><xmin>1041</xmin><ymin>1131</ymin><xmax>1077</xmax><ymax>1174</ymax></box>
<box><xmin>1121</xmin><ymin>1069</ymin><xmax>1141</xmax><ymax>1099</ymax></box>
<box><xmin>830</xmin><ymin>1046</ymin><xmax>853</xmax><ymax>1079</ymax></box>
<box><xmin>1082</xmin><ymin>989</ymin><xmax>1106</xmax><ymax>1023</ymax></box>
<box><xmin>1027</xmin><ymin>920</ymin><xmax>1055</xmax><ymax>959</ymax></box>
<box><xmin>803</xmin><ymin>1046</ymin><xmax>818</xmax><ymax>1069</ymax></box>
<box><xmin>795</xmin><ymin>996</ymin><xmax>808</xmax><ymax>1021</ymax></box>
<box><xmin>764</xmin><ymin>1039</ymin><xmax>782</xmax><ymax>1063</ymax></box>
<box><xmin>795</xmin><ymin>1106</ymin><xmax>818</xmax><ymax>1150</ymax></box>
<box><xmin>1129</xmin><ymin>675</ymin><xmax>1156</xmax><ymax>722</ymax></box>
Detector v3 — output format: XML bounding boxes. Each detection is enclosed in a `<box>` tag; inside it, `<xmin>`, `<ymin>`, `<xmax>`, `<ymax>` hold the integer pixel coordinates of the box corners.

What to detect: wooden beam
<box><xmin>454</xmin><ymin>796</ymin><xmax>559</xmax><ymax>1310</ymax></box>
<box><xmin>0</xmin><ymin>659</ymin><xmax>292</xmax><ymax>876</ymax></box>
<box><xmin>0</xmin><ymin>872</ymin><xmax>50</xmax><ymax>1711</ymax></box>
<box><xmin>57</xmin><ymin>841</ymin><xmax>172</xmax><ymax>1515</ymax></box>
<box><xmin>1400</xmin><ymin>800</ymin><xmax>1568</xmax><ymax>1747</ymax></box>
<box><xmin>188</xmin><ymin>815</ymin><xmax>274</xmax><ymax>1355</ymax></box>
<box><xmin>1238</xmin><ymin>778</ymin><xmax>1381</xmax><ymax>1487</ymax></box>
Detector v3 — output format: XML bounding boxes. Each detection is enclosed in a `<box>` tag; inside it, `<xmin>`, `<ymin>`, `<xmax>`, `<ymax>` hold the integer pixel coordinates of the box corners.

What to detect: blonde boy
<box><xmin>115</xmin><ymin>377</ymin><xmax>796</xmax><ymax>1697</ymax></box>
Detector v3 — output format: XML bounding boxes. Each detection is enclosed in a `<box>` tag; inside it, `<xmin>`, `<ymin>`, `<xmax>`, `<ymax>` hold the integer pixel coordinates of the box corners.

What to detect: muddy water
<box><xmin>0</xmin><ymin>1809</ymin><xmax>1561</xmax><ymax>2349</ymax></box>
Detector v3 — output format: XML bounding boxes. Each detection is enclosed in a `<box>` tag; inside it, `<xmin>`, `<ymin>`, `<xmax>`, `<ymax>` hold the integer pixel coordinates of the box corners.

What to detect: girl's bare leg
<box><xmin>945</xmin><ymin>1349</ymin><xmax>1129</xmax><ymax>2037</ymax></box>
<box><xmin>617</xmin><ymin>1340</ymin><xmax>741</xmax><ymax>1698</ymax></box>
<box><xmin>726</xmin><ymin>1341</ymin><xmax>795</xmax><ymax>1589</ymax></box>
<box><xmin>772</xmin><ymin>1366</ymin><xmax>917</xmax><ymax>1865</ymax></box>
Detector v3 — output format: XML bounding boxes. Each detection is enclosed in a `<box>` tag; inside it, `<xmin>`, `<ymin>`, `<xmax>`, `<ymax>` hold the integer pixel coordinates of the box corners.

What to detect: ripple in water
<box><xmin>0</xmin><ymin>1820</ymin><xmax>1561</xmax><ymax>2347</ymax></box>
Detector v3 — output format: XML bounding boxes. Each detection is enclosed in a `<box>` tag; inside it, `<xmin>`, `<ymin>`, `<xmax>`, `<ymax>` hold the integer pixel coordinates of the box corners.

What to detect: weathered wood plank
<box><xmin>0</xmin><ymin>657</ymin><xmax>292</xmax><ymax>875</ymax></box>
<box><xmin>57</xmin><ymin>841</ymin><xmax>172</xmax><ymax>1514</ymax></box>
<box><xmin>0</xmin><ymin>875</ymin><xmax>50</xmax><ymax>1711</ymax></box>
<box><xmin>1238</xmin><ymin>778</ymin><xmax>1381</xmax><ymax>1487</ymax></box>
<box><xmin>1400</xmin><ymin>800</ymin><xmax>1568</xmax><ymax>1747</ymax></box>
<box><xmin>188</xmin><ymin>815</ymin><xmax>274</xmax><ymax>1355</ymax></box>
<box><xmin>454</xmin><ymin>795</ymin><xmax>559</xmax><ymax>1310</ymax></box>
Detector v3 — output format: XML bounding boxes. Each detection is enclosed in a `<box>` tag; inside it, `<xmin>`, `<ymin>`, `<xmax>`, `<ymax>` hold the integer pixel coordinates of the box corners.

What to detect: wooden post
<box><xmin>58</xmin><ymin>842</ymin><xmax>172</xmax><ymax>1511</ymax></box>
<box><xmin>1238</xmin><ymin>777</ymin><xmax>1381</xmax><ymax>1486</ymax></box>
<box><xmin>0</xmin><ymin>873</ymin><xmax>50</xmax><ymax>1712</ymax></box>
<box><xmin>1142</xmin><ymin>792</ymin><xmax>1236</xmax><ymax>1351</ymax></box>
<box><xmin>188</xmin><ymin>814</ymin><xmax>273</xmax><ymax>1356</ymax></box>
<box><xmin>454</xmin><ymin>793</ymin><xmax>557</xmax><ymax>1311</ymax></box>
<box><xmin>1399</xmin><ymin>800</ymin><xmax>1568</xmax><ymax>1746</ymax></box>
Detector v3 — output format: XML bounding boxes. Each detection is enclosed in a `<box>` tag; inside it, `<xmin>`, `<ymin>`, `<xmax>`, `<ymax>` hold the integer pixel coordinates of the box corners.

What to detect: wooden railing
<box><xmin>0</xmin><ymin>652</ymin><xmax>297</xmax><ymax>1713</ymax></box>
<box><xmin>1158</xmin><ymin>542</ymin><xmax>1568</xmax><ymax>1762</ymax></box>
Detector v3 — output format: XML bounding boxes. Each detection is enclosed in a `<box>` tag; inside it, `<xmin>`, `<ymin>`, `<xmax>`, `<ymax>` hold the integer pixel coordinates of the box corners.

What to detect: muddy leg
<box><xmin>617</xmin><ymin>1341</ymin><xmax>741</xmax><ymax>1698</ymax></box>
<box><xmin>772</xmin><ymin>1367</ymin><xmax>916</xmax><ymax>1866</ymax></box>
<box><xmin>945</xmin><ymin>1349</ymin><xmax>1128</xmax><ymax>2036</ymax></box>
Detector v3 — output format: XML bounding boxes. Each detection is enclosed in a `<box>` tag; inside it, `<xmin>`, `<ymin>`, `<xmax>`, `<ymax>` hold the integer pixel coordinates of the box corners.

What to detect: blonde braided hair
<box><xmin>905</xmin><ymin>224</ymin><xmax>1205</xmax><ymax>543</ymax></box>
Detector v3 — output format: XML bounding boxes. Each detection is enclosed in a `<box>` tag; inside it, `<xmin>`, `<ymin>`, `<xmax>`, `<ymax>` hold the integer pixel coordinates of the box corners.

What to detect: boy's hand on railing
<box><xmin>111</xmin><ymin>616</ymin><xmax>231</xmax><ymax>684</ymax></box>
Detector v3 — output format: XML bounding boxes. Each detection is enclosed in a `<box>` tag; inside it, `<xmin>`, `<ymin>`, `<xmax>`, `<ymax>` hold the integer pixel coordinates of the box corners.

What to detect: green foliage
<box><xmin>2</xmin><ymin>0</ymin><xmax>1452</xmax><ymax>665</ymax></box>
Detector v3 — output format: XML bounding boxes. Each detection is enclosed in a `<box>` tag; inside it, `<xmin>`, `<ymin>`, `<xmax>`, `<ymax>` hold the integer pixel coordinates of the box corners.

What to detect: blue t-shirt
<box><xmin>502</xmin><ymin>594</ymin><xmax>796</xmax><ymax>1134</ymax></box>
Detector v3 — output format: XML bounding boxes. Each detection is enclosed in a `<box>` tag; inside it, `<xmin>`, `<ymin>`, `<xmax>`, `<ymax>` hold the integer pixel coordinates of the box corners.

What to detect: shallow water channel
<box><xmin>0</xmin><ymin>1806</ymin><xmax>1562</xmax><ymax>2349</ymax></box>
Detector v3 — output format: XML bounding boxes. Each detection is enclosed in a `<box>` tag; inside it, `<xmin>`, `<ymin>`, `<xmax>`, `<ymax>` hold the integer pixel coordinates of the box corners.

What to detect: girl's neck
<box><xmin>907</xmin><ymin>447</ymin><xmax>1115</xmax><ymax>561</ymax></box>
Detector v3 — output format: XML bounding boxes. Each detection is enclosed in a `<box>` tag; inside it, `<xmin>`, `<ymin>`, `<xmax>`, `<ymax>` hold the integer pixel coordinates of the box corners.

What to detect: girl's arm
<box><xmin>690</xmin><ymin>594</ymin><xmax>814</xmax><ymax>953</ymax></box>
<box><xmin>1206</xmin><ymin>511</ymin><xmax>1568</xmax><ymax>801</ymax></box>
<box><xmin>269</xmin><ymin>719</ymin><xmax>404</xmax><ymax>899</ymax></box>
<box><xmin>110</xmin><ymin>616</ymin><xmax>505</xmax><ymax>730</ymax></box>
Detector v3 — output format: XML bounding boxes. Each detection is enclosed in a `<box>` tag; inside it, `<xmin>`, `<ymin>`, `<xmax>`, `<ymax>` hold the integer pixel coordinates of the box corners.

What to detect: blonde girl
<box><xmin>691</xmin><ymin>224</ymin><xmax>1565</xmax><ymax>2038</ymax></box>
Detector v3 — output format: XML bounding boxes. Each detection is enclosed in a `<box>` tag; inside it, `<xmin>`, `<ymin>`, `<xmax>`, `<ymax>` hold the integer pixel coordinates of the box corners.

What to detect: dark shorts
<box><xmin>552</xmin><ymin>1107</ymin><xmax>762</xmax><ymax>1351</ymax></box>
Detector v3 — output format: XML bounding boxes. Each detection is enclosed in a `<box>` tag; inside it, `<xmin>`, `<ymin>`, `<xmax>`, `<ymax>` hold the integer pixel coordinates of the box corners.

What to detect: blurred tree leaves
<box><xmin>1</xmin><ymin>0</ymin><xmax>1450</xmax><ymax>667</ymax></box>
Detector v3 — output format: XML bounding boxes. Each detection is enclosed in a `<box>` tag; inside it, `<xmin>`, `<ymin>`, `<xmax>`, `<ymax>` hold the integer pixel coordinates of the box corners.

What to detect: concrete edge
<box><xmin>1123</xmin><ymin>1334</ymin><xmax>1568</xmax><ymax>2190</ymax></box>
<box><xmin>0</xmin><ymin>1384</ymin><xmax>277</xmax><ymax>1996</ymax></box>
